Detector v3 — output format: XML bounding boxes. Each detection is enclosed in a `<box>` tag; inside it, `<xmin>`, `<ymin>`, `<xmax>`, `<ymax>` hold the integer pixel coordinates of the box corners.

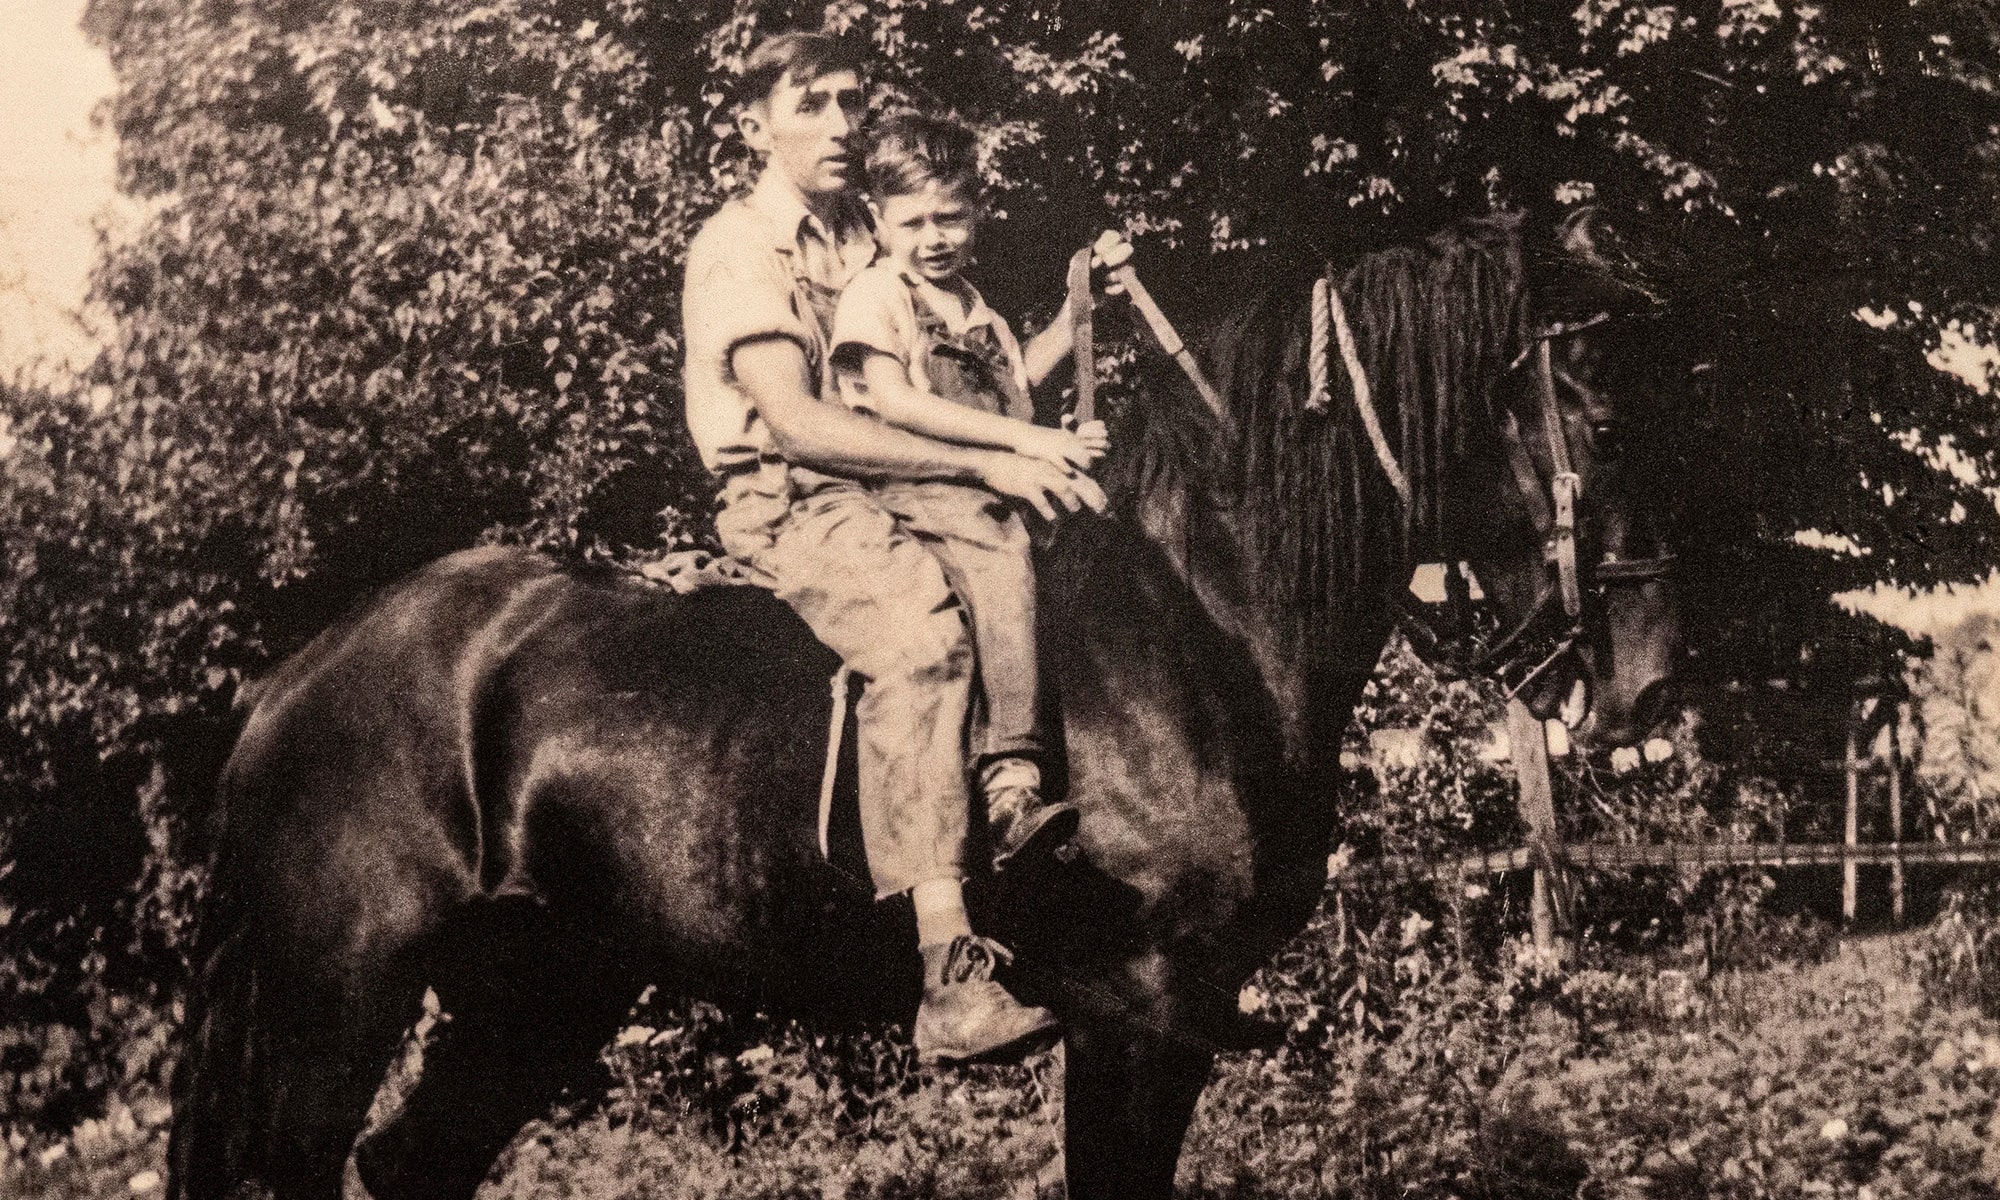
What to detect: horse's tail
<box><xmin>166</xmin><ymin>846</ymin><xmax>265</xmax><ymax>1200</ymax></box>
<box><xmin>168</xmin><ymin>686</ymin><xmax>285</xmax><ymax>1200</ymax></box>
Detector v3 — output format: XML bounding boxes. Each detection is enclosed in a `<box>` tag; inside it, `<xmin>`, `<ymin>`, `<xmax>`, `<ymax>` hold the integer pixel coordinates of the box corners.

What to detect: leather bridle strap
<box><xmin>1067</xmin><ymin>247</ymin><xmax>1096</xmax><ymax>425</ymax></box>
<box><xmin>1533</xmin><ymin>340</ymin><xmax>1585</xmax><ymax>620</ymax></box>
<box><xmin>1111</xmin><ymin>263</ymin><xmax>1229</xmax><ymax>421</ymax></box>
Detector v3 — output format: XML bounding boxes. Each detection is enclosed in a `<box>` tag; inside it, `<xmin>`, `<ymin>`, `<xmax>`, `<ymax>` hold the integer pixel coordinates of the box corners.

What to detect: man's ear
<box><xmin>737</xmin><ymin>103</ymin><xmax>771</xmax><ymax>155</ymax></box>
<box><xmin>866</xmin><ymin>198</ymin><xmax>883</xmax><ymax>226</ymax></box>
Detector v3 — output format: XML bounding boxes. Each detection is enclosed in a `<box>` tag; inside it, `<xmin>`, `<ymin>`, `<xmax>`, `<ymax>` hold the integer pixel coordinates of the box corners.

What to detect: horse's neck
<box><xmin>1127</xmin><ymin>484</ymin><xmax>1398</xmax><ymax>781</ymax></box>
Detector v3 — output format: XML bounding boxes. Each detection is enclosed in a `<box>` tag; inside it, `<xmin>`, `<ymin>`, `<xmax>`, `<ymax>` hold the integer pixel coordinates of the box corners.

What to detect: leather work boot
<box><xmin>983</xmin><ymin>763</ymin><xmax>1080</xmax><ymax>871</ymax></box>
<box><xmin>913</xmin><ymin>935</ymin><xmax>1060</xmax><ymax>1064</ymax></box>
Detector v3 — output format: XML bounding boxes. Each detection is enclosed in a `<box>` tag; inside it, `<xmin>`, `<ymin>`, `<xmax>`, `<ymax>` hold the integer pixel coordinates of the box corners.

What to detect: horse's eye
<box><xmin>1590</xmin><ymin>420</ymin><xmax>1621</xmax><ymax>460</ymax></box>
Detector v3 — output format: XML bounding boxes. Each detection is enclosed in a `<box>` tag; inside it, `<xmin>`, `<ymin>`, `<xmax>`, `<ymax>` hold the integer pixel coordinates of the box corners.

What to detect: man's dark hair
<box><xmin>863</xmin><ymin>111</ymin><xmax>981</xmax><ymax>201</ymax></box>
<box><xmin>738</xmin><ymin>31</ymin><xmax>867</xmax><ymax>108</ymax></box>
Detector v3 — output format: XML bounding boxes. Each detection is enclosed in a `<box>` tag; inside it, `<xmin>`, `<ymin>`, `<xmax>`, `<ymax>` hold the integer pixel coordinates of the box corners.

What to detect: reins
<box><xmin>1064</xmin><ymin>247</ymin><xmax>1226</xmax><ymax>426</ymax></box>
<box><xmin>1067</xmin><ymin>248</ymin><xmax>1097</xmax><ymax>423</ymax></box>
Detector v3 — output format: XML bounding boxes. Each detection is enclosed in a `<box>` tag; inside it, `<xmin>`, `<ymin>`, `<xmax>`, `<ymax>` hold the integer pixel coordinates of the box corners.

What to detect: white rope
<box><xmin>1307</xmin><ymin>276</ymin><xmax>1332</xmax><ymax>412</ymax></box>
<box><xmin>1316</xmin><ymin>273</ymin><xmax>1414</xmax><ymax>512</ymax></box>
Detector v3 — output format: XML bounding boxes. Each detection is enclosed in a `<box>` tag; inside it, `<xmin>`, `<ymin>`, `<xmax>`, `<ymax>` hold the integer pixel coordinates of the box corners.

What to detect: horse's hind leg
<box><xmin>1061</xmin><ymin>1017</ymin><xmax>1215</xmax><ymax>1200</ymax></box>
<box><xmin>354</xmin><ymin>899</ymin><xmax>640</xmax><ymax>1200</ymax></box>
<box><xmin>170</xmin><ymin>871</ymin><xmax>439</xmax><ymax>1200</ymax></box>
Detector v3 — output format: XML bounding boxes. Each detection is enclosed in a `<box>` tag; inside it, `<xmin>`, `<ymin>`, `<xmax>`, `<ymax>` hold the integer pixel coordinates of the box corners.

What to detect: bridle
<box><xmin>1061</xmin><ymin>252</ymin><xmax>1675</xmax><ymax>708</ymax></box>
<box><xmin>1306</xmin><ymin>276</ymin><xmax>1674</xmax><ymax>703</ymax></box>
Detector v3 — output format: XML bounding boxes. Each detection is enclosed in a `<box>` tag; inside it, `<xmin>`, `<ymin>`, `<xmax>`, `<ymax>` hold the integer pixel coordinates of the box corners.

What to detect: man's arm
<box><xmin>734</xmin><ymin>337</ymin><xmax>1106</xmax><ymax>520</ymax></box>
<box><xmin>849</xmin><ymin>352</ymin><xmax>1098</xmax><ymax>471</ymax></box>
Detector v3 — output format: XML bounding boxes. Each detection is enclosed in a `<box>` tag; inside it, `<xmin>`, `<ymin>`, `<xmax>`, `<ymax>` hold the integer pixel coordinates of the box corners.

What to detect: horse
<box><xmin>167</xmin><ymin>210</ymin><xmax>1680</xmax><ymax>1200</ymax></box>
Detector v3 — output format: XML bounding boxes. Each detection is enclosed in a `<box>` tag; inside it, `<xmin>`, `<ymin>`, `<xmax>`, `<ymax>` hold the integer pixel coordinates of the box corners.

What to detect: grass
<box><xmin>9</xmin><ymin>923</ymin><xmax>2000</xmax><ymax>1200</ymax></box>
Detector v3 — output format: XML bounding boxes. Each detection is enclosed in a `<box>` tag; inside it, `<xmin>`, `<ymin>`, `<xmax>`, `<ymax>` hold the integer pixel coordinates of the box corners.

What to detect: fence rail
<box><xmin>1340</xmin><ymin>839</ymin><xmax>2000</xmax><ymax>885</ymax></box>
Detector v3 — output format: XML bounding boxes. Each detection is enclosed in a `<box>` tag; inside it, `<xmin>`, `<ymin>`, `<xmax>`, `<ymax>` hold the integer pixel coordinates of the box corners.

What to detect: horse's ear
<box><xmin>1549</xmin><ymin>207</ymin><xmax>1664</xmax><ymax>317</ymax></box>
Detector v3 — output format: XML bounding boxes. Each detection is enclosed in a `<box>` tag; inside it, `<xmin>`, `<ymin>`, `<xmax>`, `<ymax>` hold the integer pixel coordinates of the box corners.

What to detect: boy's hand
<box><xmin>1068</xmin><ymin>417</ymin><xmax>1111</xmax><ymax>456</ymax></box>
<box><xmin>1015</xmin><ymin>422</ymin><xmax>1104</xmax><ymax>472</ymax></box>
<box><xmin>1090</xmin><ymin>231</ymin><xmax>1133</xmax><ymax>295</ymax></box>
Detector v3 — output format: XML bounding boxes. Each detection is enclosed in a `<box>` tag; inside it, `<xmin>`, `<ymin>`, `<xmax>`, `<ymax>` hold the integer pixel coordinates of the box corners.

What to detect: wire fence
<box><xmin>1339</xmin><ymin>700</ymin><xmax>1973</xmax><ymax>940</ymax></box>
<box><xmin>1336</xmin><ymin>838</ymin><xmax>2000</xmax><ymax>886</ymax></box>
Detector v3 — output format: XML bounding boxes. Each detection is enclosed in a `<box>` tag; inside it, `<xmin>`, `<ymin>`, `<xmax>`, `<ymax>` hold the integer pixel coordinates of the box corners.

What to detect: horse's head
<box><xmin>1430</xmin><ymin>213</ymin><xmax>1681</xmax><ymax>748</ymax></box>
<box><xmin>1436</xmin><ymin>328</ymin><xmax>1680</xmax><ymax>749</ymax></box>
<box><xmin>1096</xmin><ymin>209</ymin><xmax>1681</xmax><ymax>756</ymax></box>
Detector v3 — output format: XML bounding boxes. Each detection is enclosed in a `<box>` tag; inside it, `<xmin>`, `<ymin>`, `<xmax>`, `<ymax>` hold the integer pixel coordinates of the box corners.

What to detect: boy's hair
<box><xmin>864</xmin><ymin>112</ymin><xmax>981</xmax><ymax>201</ymax></box>
<box><xmin>738</xmin><ymin>31</ymin><xmax>866</xmax><ymax>108</ymax></box>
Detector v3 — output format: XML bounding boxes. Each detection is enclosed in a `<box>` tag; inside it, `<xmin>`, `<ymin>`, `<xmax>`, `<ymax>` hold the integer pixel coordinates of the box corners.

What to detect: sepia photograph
<box><xmin>2</xmin><ymin>1</ymin><xmax>1998</xmax><ymax>1197</ymax></box>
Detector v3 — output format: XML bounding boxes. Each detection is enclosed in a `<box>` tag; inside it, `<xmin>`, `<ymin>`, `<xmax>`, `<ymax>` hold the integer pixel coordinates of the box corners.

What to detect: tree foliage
<box><xmin>2</xmin><ymin>0</ymin><xmax>1997</xmax><ymax>1125</ymax></box>
<box><xmin>1910</xmin><ymin>613</ymin><xmax>2000</xmax><ymax>840</ymax></box>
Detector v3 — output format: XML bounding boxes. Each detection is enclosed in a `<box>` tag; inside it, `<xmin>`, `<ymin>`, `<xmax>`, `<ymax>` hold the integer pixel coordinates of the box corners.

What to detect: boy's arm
<box><xmin>1020</xmin><ymin>300</ymin><xmax>1074</xmax><ymax>390</ymax></box>
<box><xmin>852</xmin><ymin>351</ymin><xmax>1033</xmax><ymax>451</ymax></box>
<box><xmin>1020</xmin><ymin>232</ymin><xmax>1135</xmax><ymax>388</ymax></box>
<box><xmin>734</xmin><ymin>338</ymin><xmax>1105</xmax><ymax>520</ymax></box>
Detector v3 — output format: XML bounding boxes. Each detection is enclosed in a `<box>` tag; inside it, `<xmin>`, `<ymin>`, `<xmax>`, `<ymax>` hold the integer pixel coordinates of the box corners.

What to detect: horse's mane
<box><xmin>1094</xmin><ymin>214</ymin><xmax>1530</xmax><ymax>632</ymax></box>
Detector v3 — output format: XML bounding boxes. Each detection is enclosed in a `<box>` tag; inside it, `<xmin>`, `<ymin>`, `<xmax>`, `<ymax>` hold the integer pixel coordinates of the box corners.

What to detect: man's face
<box><xmin>740</xmin><ymin>69</ymin><xmax>865</xmax><ymax>198</ymax></box>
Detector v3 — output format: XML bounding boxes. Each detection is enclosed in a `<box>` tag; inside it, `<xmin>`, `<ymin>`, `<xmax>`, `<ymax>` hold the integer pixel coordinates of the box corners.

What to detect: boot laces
<box><xmin>985</xmin><ymin>783</ymin><xmax>1043</xmax><ymax>823</ymax></box>
<box><xmin>938</xmin><ymin>934</ymin><xmax>1015</xmax><ymax>986</ymax></box>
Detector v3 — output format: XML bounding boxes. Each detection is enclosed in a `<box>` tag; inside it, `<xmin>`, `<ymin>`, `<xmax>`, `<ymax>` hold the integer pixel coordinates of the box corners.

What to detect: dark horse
<box><xmin>169</xmin><ymin>212</ymin><xmax>1679</xmax><ymax>1200</ymax></box>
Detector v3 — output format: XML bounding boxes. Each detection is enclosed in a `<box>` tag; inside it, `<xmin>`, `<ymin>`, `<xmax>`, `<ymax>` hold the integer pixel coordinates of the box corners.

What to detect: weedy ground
<box><xmin>11</xmin><ymin>891</ymin><xmax>2000</xmax><ymax>1200</ymax></box>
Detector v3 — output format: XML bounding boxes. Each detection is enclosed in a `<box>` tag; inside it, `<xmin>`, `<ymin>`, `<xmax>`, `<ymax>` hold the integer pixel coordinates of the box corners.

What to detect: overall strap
<box><xmin>901</xmin><ymin>274</ymin><xmax>1029</xmax><ymax>419</ymax></box>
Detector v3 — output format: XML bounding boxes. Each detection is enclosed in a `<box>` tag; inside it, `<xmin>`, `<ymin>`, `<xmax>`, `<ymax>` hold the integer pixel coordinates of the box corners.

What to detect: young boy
<box><xmin>830</xmin><ymin>112</ymin><xmax>1126</xmax><ymax>864</ymax></box>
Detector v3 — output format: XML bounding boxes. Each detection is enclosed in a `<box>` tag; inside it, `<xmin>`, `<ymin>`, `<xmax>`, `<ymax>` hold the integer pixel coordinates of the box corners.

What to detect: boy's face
<box><xmin>740</xmin><ymin>69</ymin><xmax>866</xmax><ymax>198</ymax></box>
<box><xmin>874</xmin><ymin>180</ymin><xmax>978</xmax><ymax>285</ymax></box>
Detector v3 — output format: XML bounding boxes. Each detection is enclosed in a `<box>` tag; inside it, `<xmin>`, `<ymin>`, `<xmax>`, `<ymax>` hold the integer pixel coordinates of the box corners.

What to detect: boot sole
<box><xmin>918</xmin><ymin>1014</ymin><xmax>1062</xmax><ymax>1066</ymax></box>
<box><xmin>992</xmin><ymin>805</ymin><xmax>1082</xmax><ymax>872</ymax></box>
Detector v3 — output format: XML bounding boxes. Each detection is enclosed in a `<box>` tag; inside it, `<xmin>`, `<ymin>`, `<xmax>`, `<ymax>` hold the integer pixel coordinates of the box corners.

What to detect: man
<box><xmin>678</xmin><ymin>31</ymin><xmax>1104</xmax><ymax>1063</ymax></box>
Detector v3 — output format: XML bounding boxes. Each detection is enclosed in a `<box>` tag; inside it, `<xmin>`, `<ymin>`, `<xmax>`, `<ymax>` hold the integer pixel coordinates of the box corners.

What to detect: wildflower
<box><xmin>1931</xmin><ymin>1039</ymin><xmax>1960</xmax><ymax>1070</ymax></box>
<box><xmin>1819</xmin><ymin>1117</ymin><xmax>1848</xmax><ymax>1141</ymax></box>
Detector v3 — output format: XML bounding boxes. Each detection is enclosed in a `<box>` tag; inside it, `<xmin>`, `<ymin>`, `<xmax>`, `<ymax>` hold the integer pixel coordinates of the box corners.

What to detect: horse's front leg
<box><xmin>1060</xmin><ymin>1013</ymin><xmax>1216</xmax><ymax>1200</ymax></box>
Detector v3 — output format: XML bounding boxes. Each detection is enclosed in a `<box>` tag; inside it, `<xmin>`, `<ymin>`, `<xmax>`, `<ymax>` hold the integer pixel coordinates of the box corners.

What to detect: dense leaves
<box><xmin>29</xmin><ymin>0</ymin><xmax>1994</xmax><ymax>841</ymax></box>
<box><xmin>3</xmin><ymin>0</ymin><xmax>1998</xmax><ymax>1153</ymax></box>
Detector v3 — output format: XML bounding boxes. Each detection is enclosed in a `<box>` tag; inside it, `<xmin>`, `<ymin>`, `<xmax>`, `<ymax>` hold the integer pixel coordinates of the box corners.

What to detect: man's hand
<box><xmin>1013</xmin><ymin>422</ymin><xmax>1106</xmax><ymax>472</ymax></box>
<box><xmin>980</xmin><ymin>453</ymin><xmax>1109</xmax><ymax>522</ymax></box>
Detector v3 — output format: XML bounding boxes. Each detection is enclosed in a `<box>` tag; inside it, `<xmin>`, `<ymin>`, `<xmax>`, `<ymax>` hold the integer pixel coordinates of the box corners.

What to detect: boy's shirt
<box><xmin>831</xmin><ymin>263</ymin><xmax>1031</xmax><ymax>421</ymax></box>
<box><xmin>682</xmin><ymin>173</ymin><xmax>876</xmax><ymax>476</ymax></box>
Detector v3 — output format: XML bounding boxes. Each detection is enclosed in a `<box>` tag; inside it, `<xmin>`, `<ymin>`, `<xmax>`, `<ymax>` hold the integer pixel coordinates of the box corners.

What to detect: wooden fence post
<box><xmin>1890</xmin><ymin>701</ymin><xmax>1906</xmax><ymax>927</ymax></box>
<box><xmin>1508</xmin><ymin>699</ymin><xmax>1571</xmax><ymax>956</ymax></box>
<box><xmin>1844</xmin><ymin>700</ymin><xmax>1862</xmax><ymax>927</ymax></box>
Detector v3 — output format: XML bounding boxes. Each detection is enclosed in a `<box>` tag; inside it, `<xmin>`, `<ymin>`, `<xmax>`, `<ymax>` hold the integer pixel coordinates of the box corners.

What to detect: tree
<box><xmin>5</xmin><ymin>0</ymin><xmax>1996</xmax><ymax>1126</ymax></box>
<box><xmin>1909</xmin><ymin>612</ymin><xmax>2000</xmax><ymax>840</ymax></box>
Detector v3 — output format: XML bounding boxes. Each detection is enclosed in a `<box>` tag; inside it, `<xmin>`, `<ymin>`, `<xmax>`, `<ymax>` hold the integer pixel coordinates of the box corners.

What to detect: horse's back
<box><xmin>215</xmin><ymin>547</ymin><xmax>583</xmax><ymax>962</ymax></box>
<box><xmin>470</xmin><ymin>570</ymin><xmax>911</xmax><ymax>1008</ymax></box>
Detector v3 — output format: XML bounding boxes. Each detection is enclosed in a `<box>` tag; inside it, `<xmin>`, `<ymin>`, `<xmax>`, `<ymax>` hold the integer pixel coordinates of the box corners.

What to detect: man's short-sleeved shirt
<box><xmin>681</xmin><ymin>174</ymin><xmax>876</xmax><ymax>475</ymax></box>
<box><xmin>830</xmin><ymin>264</ymin><xmax>1030</xmax><ymax>414</ymax></box>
